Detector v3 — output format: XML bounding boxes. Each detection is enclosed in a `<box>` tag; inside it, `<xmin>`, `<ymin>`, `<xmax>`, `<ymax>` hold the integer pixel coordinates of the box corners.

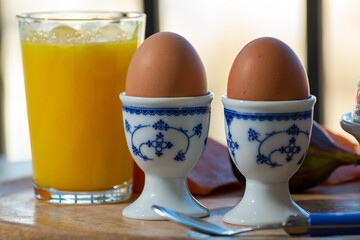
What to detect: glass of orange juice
<box><xmin>16</xmin><ymin>12</ymin><xmax>145</xmax><ymax>204</ymax></box>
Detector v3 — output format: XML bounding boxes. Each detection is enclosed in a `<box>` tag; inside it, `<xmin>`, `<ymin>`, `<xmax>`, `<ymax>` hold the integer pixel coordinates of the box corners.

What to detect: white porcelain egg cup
<box><xmin>222</xmin><ymin>95</ymin><xmax>316</xmax><ymax>225</ymax></box>
<box><xmin>120</xmin><ymin>92</ymin><xmax>213</xmax><ymax>220</ymax></box>
<box><xmin>340</xmin><ymin>112</ymin><xmax>360</xmax><ymax>143</ymax></box>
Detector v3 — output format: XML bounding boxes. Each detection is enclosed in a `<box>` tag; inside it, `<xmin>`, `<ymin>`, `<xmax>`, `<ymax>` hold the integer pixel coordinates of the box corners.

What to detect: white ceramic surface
<box><xmin>222</xmin><ymin>95</ymin><xmax>316</xmax><ymax>225</ymax></box>
<box><xmin>340</xmin><ymin>112</ymin><xmax>360</xmax><ymax>143</ymax></box>
<box><xmin>120</xmin><ymin>92</ymin><xmax>213</xmax><ymax>220</ymax></box>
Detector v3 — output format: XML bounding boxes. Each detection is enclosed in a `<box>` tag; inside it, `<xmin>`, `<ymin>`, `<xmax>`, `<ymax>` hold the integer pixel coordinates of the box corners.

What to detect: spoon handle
<box><xmin>308</xmin><ymin>212</ymin><xmax>360</xmax><ymax>236</ymax></box>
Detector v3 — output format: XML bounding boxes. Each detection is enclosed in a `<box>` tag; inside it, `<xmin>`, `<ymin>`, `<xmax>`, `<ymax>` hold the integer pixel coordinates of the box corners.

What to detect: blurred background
<box><xmin>0</xmin><ymin>0</ymin><xmax>358</xmax><ymax>162</ymax></box>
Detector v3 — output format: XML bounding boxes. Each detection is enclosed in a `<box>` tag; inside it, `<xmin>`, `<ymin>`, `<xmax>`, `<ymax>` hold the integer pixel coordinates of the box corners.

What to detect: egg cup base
<box><xmin>122</xmin><ymin>175</ymin><xmax>209</xmax><ymax>220</ymax></box>
<box><xmin>223</xmin><ymin>180</ymin><xmax>309</xmax><ymax>225</ymax></box>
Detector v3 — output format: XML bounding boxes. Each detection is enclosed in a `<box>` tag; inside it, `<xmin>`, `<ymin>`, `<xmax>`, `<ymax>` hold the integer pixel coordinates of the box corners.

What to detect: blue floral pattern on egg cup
<box><xmin>222</xmin><ymin>95</ymin><xmax>316</xmax><ymax>226</ymax></box>
<box><xmin>125</xmin><ymin>119</ymin><xmax>203</xmax><ymax>162</ymax></box>
<box><xmin>120</xmin><ymin>92</ymin><xmax>213</xmax><ymax>220</ymax></box>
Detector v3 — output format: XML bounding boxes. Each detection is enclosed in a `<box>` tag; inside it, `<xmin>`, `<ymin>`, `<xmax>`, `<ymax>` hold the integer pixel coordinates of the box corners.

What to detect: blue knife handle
<box><xmin>309</xmin><ymin>212</ymin><xmax>360</xmax><ymax>236</ymax></box>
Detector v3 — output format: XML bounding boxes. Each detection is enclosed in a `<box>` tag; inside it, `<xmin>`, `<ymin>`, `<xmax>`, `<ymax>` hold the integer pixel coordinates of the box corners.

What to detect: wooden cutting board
<box><xmin>0</xmin><ymin>177</ymin><xmax>360</xmax><ymax>240</ymax></box>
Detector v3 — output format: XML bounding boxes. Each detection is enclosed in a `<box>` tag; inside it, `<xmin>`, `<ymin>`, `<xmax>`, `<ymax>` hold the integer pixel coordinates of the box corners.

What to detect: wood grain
<box><xmin>0</xmin><ymin>178</ymin><xmax>360</xmax><ymax>240</ymax></box>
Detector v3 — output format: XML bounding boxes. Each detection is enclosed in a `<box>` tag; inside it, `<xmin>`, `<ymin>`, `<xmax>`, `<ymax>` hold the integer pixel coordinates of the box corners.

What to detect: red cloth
<box><xmin>323</xmin><ymin>126</ymin><xmax>360</xmax><ymax>185</ymax></box>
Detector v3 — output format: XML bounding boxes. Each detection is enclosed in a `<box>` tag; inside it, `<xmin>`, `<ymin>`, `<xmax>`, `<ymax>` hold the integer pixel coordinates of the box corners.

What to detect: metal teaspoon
<box><xmin>152</xmin><ymin>205</ymin><xmax>360</xmax><ymax>236</ymax></box>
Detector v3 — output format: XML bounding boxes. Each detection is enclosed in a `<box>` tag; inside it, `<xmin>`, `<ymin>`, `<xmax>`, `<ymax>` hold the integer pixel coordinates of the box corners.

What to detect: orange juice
<box><xmin>21</xmin><ymin>40</ymin><xmax>137</xmax><ymax>191</ymax></box>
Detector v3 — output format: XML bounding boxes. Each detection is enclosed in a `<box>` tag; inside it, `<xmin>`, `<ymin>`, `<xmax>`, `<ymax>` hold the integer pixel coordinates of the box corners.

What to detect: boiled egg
<box><xmin>126</xmin><ymin>32</ymin><xmax>207</xmax><ymax>97</ymax></box>
<box><xmin>227</xmin><ymin>37</ymin><xmax>310</xmax><ymax>101</ymax></box>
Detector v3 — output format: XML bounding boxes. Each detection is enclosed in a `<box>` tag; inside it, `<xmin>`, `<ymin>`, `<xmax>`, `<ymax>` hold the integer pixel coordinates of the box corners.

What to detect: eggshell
<box><xmin>126</xmin><ymin>32</ymin><xmax>207</xmax><ymax>97</ymax></box>
<box><xmin>227</xmin><ymin>37</ymin><xmax>310</xmax><ymax>101</ymax></box>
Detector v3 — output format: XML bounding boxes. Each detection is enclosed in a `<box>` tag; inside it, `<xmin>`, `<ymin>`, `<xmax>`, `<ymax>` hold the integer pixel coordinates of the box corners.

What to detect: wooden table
<box><xmin>0</xmin><ymin>160</ymin><xmax>360</xmax><ymax>239</ymax></box>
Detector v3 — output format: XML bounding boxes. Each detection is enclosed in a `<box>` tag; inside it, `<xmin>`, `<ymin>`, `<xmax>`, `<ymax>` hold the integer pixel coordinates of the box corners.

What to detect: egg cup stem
<box><xmin>224</xmin><ymin>179</ymin><xmax>308</xmax><ymax>225</ymax></box>
<box><xmin>122</xmin><ymin>175</ymin><xmax>209</xmax><ymax>220</ymax></box>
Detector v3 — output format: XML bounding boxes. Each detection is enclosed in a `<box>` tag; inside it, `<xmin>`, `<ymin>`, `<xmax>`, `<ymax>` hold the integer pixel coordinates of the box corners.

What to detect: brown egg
<box><xmin>126</xmin><ymin>32</ymin><xmax>207</xmax><ymax>97</ymax></box>
<box><xmin>227</xmin><ymin>37</ymin><xmax>310</xmax><ymax>101</ymax></box>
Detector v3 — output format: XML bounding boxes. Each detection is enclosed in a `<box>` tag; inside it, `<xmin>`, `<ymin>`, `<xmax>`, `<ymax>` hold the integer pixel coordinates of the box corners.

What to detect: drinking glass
<box><xmin>17</xmin><ymin>11</ymin><xmax>145</xmax><ymax>204</ymax></box>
